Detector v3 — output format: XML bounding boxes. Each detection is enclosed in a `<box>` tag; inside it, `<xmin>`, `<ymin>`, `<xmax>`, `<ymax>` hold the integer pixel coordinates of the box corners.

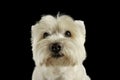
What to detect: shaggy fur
<box><xmin>31</xmin><ymin>15</ymin><xmax>90</xmax><ymax>80</ymax></box>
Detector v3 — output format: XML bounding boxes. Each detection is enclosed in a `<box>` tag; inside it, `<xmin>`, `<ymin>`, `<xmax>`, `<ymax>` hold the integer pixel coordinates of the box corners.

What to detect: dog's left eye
<box><xmin>65</xmin><ymin>31</ymin><xmax>71</xmax><ymax>37</ymax></box>
<box><xmin>43</xmin><ymin>32</ymin><xmax>50</xmax><ymax>38</ymax></box>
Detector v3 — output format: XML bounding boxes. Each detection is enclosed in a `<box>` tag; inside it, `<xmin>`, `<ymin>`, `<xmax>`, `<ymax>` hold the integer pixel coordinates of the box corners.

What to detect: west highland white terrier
<box><xmin>31</xmin><ymin>14</ymin><xmax>90</xmax><ymax>80</ymax></box>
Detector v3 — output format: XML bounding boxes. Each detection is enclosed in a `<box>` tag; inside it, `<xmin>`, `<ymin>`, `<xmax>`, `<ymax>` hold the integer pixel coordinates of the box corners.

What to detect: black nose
<box><xmin>50</xmin><ymin>43</ymin><xmax>61</xmax><ymax>53</ymax></box>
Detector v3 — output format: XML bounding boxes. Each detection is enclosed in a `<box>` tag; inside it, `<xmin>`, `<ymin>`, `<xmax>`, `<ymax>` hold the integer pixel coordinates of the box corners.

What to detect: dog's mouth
<box><xmin>51</xmin><ymin>53</ymin><xmax>64</xmax><ymax>58</ymax></box>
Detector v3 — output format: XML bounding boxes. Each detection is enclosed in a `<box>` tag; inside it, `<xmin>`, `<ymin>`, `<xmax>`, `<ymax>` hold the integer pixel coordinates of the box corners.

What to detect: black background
<box><xmin>1</xmin><ymin>0</ymin><xmax>118</xmax><ymax>80</ymax></box>
<box><xmin>22</xmin><ymin>1</ymin><xmax>118</xmax><ymax>80</ymax></box>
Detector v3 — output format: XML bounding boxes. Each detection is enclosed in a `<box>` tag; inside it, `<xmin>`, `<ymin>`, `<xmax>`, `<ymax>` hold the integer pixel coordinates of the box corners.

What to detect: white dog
<box><xmin>31</xmin><ymin>14</ymin><xmax>90</xmax><ymax>80</ymax></box>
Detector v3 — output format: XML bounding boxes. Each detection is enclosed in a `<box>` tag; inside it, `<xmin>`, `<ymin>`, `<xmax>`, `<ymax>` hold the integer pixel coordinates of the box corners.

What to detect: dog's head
<box><xmin>31</xmin><ymin>15</ymin><xmax>86</xmax><ymax>67</ymax></box>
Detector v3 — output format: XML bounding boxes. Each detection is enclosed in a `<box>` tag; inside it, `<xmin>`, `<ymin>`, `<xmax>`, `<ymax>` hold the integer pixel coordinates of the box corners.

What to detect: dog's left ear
<box><xmin>75</xmin><ymin>20</ymin><xmax>86</xmax><ymax>37</ymax></box>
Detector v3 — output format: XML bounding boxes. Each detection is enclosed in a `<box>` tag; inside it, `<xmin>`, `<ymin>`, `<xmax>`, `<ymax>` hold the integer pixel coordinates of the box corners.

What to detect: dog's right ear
<box><xmin>31</xmin><ymin>24</ymin><xmax>38</xmax><ymax>46</ymax></box>
<box><xmin>31</xmin><ymin>25</ymin><xmax>35</xmax><ymax>45</ymax></box>
<box><xmin>75</xmin><ymin>20</ymin><xmax>86</xmax><ymax>37</ymax></box>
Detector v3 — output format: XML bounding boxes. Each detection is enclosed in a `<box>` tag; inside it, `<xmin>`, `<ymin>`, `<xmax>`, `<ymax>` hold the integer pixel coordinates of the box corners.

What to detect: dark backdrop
<box><xmin>21</xmin><ymin>1</ymin><xmax>118</xmax><ymax>80</ymax></box>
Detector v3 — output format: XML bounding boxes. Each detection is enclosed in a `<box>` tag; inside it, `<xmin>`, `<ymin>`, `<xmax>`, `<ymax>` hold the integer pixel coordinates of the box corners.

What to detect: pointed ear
<box><xmin>31</xmin><ymin>24</ymin><xmax>39</xmax><ymax>46</ymax></box>
<box><xmin>75</xmin><ymin>20</ymin><xmax>86</xmax><ymax>37</ymax></box>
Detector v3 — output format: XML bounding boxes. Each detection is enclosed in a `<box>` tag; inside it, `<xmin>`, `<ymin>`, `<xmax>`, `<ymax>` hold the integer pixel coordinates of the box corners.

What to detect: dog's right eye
<box><xmin>43</xmin><ymin>32</ymin><xmax>50</xmax><ymax>38</ymax></box>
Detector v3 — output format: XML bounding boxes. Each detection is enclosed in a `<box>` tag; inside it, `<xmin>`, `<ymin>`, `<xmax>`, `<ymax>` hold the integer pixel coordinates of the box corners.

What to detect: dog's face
<box><xmin>31</xmin><ymin>15</ymin><xmax>86</xmax><ymax>67</ymax></box>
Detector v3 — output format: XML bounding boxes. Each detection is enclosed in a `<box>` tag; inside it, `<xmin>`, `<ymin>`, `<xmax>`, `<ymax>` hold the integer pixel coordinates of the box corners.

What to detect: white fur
<box><xmin>31</xmin><ymin>15</ymin><xmax>90</xmax><ymax>80</ymax></box>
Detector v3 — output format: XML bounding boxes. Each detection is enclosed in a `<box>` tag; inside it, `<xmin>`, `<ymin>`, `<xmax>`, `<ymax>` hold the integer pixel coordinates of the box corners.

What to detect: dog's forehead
<box><xmin>41</xmin><ymin>15</ymin><xmax>57</xmax><ymax>28</ymax></box>
<box><xmin>57</xmin><ymin>16</ymin><xmax>76</xmax><ymax>31</ymax></box>
<box><xmin>38</xmin><ymin>15</ymin><xmax>77</xmax><ymax>32</ymax></box>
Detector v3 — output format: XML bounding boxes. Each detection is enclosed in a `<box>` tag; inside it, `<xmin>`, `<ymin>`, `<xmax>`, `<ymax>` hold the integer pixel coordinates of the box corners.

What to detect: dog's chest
<box><xmin>43</xmin><ymin>67</ymin><xmax>68</xmax><ymax>80</ymax></box>
<box><xmin>43</xmin><ymin>67</ymin><xmax>77</xmax><ymax>80</ymax></box>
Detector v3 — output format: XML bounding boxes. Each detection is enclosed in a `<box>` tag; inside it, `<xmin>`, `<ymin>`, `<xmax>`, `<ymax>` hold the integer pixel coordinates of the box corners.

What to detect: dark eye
<box><xmin>65</xmin><ymin>31</ymin><xmax>71</xmax><ymax>37</ymax></box>
<box><xmin>43</xmin><ymin>32</ymin><xmax>50</xmax><ymax>38</ymax></box>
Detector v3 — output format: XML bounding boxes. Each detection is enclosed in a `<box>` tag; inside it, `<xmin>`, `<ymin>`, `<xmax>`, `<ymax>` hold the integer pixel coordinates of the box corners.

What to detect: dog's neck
<box><xmin>33</xmin><ymin>63</ymin><xmax>89</xmax><ymax>80</ymax></box>
<box><xmin>37</xmin><ymin>64</ymin><xmax>83</xmax><ymax>75</ymax></box>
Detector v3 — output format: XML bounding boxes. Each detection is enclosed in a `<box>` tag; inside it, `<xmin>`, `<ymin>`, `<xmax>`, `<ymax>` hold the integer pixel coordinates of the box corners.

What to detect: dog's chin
<box><xmin>51</xmin><ymin>53</ymin><xmax>64</xmax><ymax>58</ymax></box>
<box><xmin>44</xmin><ymin>53</ymin><xmax>76</xmax><ymax>67</ymax></box>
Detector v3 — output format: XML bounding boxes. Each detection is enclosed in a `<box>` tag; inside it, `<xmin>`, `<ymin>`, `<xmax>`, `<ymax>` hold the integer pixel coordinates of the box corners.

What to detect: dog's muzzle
<box><xmin>49</xmin><ymin>43</ymin><xmax>64</xmax><ymax>58</ymax></box>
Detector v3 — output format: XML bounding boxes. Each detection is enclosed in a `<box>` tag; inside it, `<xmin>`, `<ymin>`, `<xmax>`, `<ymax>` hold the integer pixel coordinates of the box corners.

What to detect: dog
<box><xmin>31</xmin><ymin>14</ymin><xmax>90</xmax><ymax>80</ymax></box>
